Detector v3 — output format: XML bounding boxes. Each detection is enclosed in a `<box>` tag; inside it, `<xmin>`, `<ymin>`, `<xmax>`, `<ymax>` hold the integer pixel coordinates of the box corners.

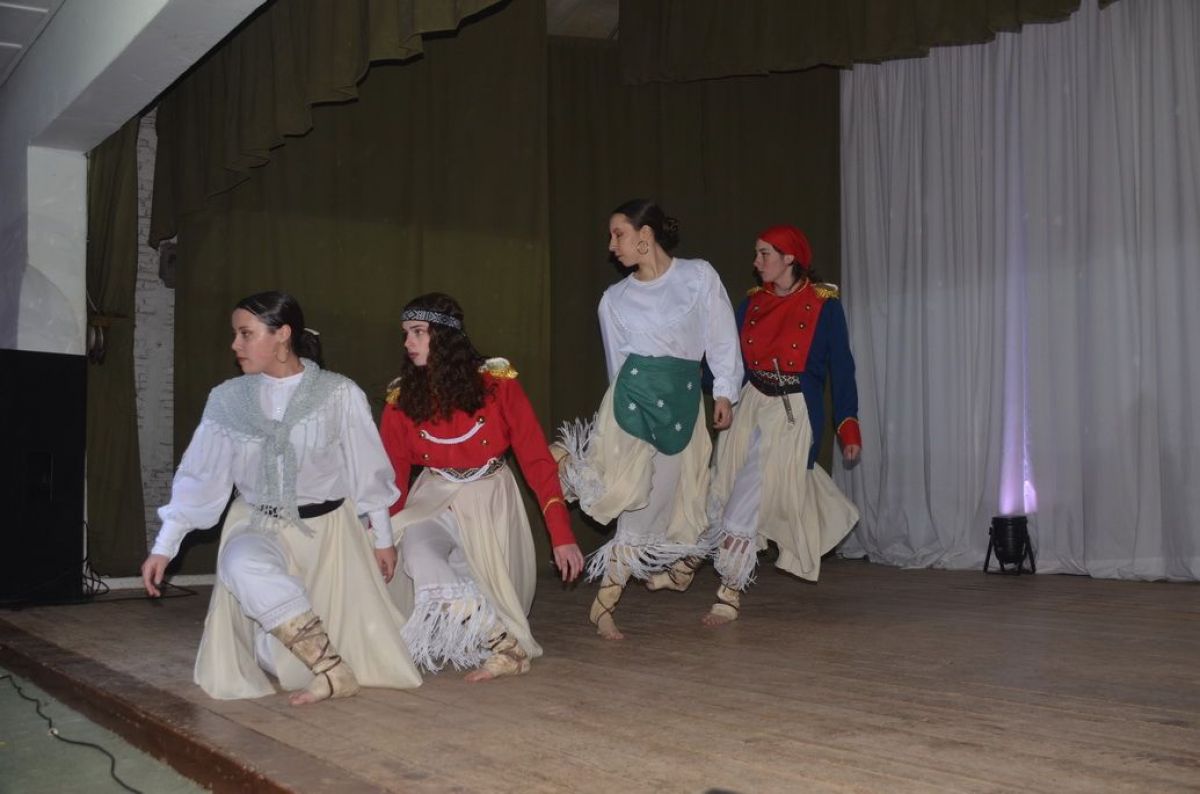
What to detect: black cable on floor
<box><xmin>82</xmin><ymin>552</ymin><xmax>111</xmax><ymax>599</ymax></box>
<box><xmin>0</xmin><ymin>672</ymin><xmax>146</xmax><ymax>794</ymax></box>
<box><xmin>91</xmin><ymin>579</ymin><xmax>201</xmax><ymax>606</ymax></box>
<box><xmin>1</xmin><ymin>555</ymin><xmax>201</xmax><ymax>610</ymax></box>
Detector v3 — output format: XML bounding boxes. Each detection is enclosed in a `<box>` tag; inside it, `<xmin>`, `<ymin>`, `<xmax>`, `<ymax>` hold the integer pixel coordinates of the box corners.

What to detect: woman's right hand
<box><xmin>553</xmin><ymin>543</ymin><xmax>585</xmax><ymax>583</ymax></box>
<box><xmin>712</xmin><ymin>397</ymin><xmax>733</xmax><ymax>430</ymax></box>
<box><xmin>141</xmin><ymin>554</ymin><xmax>170</xmax><ymax>597</ymax></box>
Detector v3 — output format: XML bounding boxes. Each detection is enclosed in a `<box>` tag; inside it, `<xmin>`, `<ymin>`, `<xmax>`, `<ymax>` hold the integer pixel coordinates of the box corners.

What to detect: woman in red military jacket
<box><xmin>380</xmin><ymin>293</ymin><xmax>584</xmax><ymax>681</ymax></box>
<box><xmin>703</xmin><ymin>225</ymin><xmax>862</xmax><ymax>626</ymax></box>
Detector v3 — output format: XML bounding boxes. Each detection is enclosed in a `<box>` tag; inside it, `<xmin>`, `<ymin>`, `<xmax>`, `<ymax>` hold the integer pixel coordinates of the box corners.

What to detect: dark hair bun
<box><xmin>295</xmin><ymin>328</ymin><xmax>323</xmax><ymax>363</ymax></box>
<box><xmin>660</xmin><ymin>216</ymin><xmax>680</xmax><ymax>251</ymax></box>
<box><xmin>610</xmin><ymin>199</ymin><xmax>681</xmax><ymax>252</ymax></box>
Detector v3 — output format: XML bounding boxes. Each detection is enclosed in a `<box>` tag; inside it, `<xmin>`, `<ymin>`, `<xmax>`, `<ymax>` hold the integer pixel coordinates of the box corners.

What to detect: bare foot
<box><xmin>464</xmin><ymin>668</ymin><xmax>496</xmax><ymax>683</ymax></box>
<box><xmin>287</xmin><ymin>663</ymin><xmax>360</xmax><ymax>706</ymax></box>
<box><xmin>702</xmin><ymin>586</ymin><xmax>741</xmax><ymax>628</ymax></box>
<box><xmin>465</xmin><ymin>635</ymin><xmax>530</xmax><ymax>682</ymax></box>
<box><xmin>644</xmin><ymin>571</ymin><xmax>683</xmax><ymax>592</ymax></box>
<box><xmin>701</xmin><ymin>608</ymin><xmax>737</xmax><ymax>628</ymax></box>
<box><xmin>288</xmin><ymin>690</ymin><xmax>321</xmax><ymax>706</ymax></box>
<box><xmin>593</xmin><ymin>614</ymin><xmax>625</xmax><ymax>640</ymax></box>
<box><xmin>590</xmin><ymin>580</ymin><xmax>626</xmax><ymax>640</ymax></box>
<box><xmin>645</xmin><ymin>558</ymin><xmax>701</xmax><ymax>592</ymax></box>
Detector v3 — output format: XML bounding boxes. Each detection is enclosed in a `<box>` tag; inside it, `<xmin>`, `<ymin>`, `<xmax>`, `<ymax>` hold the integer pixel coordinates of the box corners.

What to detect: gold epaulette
<box><xmin>746</xmin><ymin>286</ymin><xmax>763</xmax><ymax>297</ymax></box>
<box><xmin>385</xmin><ymin>376</ymin><xmax>403</xmax><ymax>406</ymax></box>
<box><xmin>813</xmin><ymin>282</ymin><xmax>840</xmax><ymax>300</ymax></box>
<box><xmin>480</xmin><ymin>357</ymin><xmax>519</xmax><ymax>379</ymax></box>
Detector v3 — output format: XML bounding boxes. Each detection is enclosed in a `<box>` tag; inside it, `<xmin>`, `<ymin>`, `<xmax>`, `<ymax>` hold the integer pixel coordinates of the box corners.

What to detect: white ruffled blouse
<box><xmin>598</xmin><ymin>257</ymin><xmax>744</xmax><ymax>402</ymax></box>
<box><xmin>151</xmin><ymin>367</ymin><xmax>400</xmax><ymax>560</ymax></box>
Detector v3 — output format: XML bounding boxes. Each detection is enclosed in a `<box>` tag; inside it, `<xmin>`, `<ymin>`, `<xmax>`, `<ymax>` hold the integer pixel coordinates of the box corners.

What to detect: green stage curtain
<box><xmin>618</xmin><ymin>0</ymin><xmax>1121</xmax><ymax>83</ymax></box>
<box><xmin>149</xmin><ymin>0</ymin><xmax>506</xmax><ymax>247</ymax></box>
<box><xmin>85</xmin><ymin>118</ymin><xmax>147</xmax><ymax>576</ymax></box>
<box><xmin>547</xmin><ymin>38</ymin><xmax>842</xmax><ymax>545</ymax></box>
<box><xmin>166</xmin><ymin>0</ymin><xmax>549</xmax><ymax>573</ymax></box>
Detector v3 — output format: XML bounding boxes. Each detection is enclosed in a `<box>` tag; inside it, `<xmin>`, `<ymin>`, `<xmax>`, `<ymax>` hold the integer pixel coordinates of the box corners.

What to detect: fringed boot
<box><xmin>645</xmin><ymin>556</ymin><xmax>703</xmax><ymax>592</ymax></box>
<box><xmin>466</xmin><ymin>625</ymin><xmax>531</xmax><ymax>682</ymax></box>
<box><xmin>271</xmin><ymin>610</ymin><xmax>360</xmax><ymax>705</ymax></box>
<box><xmin>701</xmin><ymin>584</ymin><xmax>742</xmax><ymax>628</ymax></box>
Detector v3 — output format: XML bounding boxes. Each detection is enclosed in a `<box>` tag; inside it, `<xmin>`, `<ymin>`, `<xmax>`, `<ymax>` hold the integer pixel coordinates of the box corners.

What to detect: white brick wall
<box><xmin>134</xmin><ymin>110</ymin><xmax>175</xmax><ymax>547</ymax></box>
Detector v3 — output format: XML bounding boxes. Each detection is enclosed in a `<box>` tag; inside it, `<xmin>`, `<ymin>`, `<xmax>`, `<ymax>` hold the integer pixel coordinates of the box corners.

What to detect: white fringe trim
<box><xmin>705</xmin><ymin>482</ymin><xmax>757</xmax><ymax>590</ymax></box>
<box><xmin>585</xmin><ymin>537</ymin><xmax>714</xmax><ymax>583</ymax></box>
<box><xmin>709</xmin><ymin>525</ymin><xmax>759</xmax><ymax>591</ymax></box>
<box><xmin>401</xmin><ymin>583</ymin><xmax>499</xmax><ymax>673</ymax></box>
<box><xmin>555</xmin><ymin>415</ymin><xmax>606</xmax><ymax>510</ymax></box>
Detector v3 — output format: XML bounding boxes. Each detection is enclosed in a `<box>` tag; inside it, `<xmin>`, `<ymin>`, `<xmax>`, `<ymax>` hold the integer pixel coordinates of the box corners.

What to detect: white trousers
<box><xmin>217</xmin><ymin>530</ymin><xmax>312</xmax><ymax>631</ymax></box>
<box><xmin>398</xmin><ymin>507</ymin><xmax>501</xmax><ymax>671</ymax></box>
<box><xmin>712</xmin><ymin>428</ymin><xmax>764</xmax><ymax>589</ymax></box>
<box><xmin>400</xmin><ymin>509</ymin><xmax>473</xmax><ymax>588</ymax></box>
<box><xmin>613</xmin><ymin>449</ymin><xmax>685</xmax><ymax>546</ymax></box>
<box><xmin>719</xmin><ymin>428</ymin><xmax>764</xmax><ymax>540</ymax></box>
<box><xmin>216</xmin><ymin>530</ymin><xmax>313</xmax><ymax>675</ymax></box>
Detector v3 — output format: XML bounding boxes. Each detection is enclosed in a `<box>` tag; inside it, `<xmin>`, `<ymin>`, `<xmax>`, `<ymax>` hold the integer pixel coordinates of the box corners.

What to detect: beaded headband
<box><xmin>400</xmin><ymin>308</ymin><xmax>463</xmax><ymax>330</ymax></box>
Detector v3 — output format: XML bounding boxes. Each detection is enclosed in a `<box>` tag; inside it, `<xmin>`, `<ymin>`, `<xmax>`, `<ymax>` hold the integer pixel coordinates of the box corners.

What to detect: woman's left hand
<box><xmin>843</xmin><ymin>444</ymin><xmax>861</xmax><ymax>464</ymax></box>
<box><xmin>712</xmin><ymin>397</ymin><xmax>733</xmax><ymax>430</ymax></box>
<box><xmin>374</xmin><ymin>545</ymin><xmax>398</xmax><ymax>583</ymax></box>
<box><xmin>553</xmin><ymin>543</ymin><xmax>585</xmax><ymax>583</ymax></box>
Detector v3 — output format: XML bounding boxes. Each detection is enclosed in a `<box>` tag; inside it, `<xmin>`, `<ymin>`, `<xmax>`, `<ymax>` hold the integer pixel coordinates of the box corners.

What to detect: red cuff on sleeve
<box><xmin>837</xmin><ymin>417</ymin><xmax>862</xmax><ymax>449</ymax></box>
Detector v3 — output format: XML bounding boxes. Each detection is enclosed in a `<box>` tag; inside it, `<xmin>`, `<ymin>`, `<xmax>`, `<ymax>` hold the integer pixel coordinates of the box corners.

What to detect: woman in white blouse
<box><xmin>557</xmin><ymin>200</ymin><xmax>743</xmax><ymax>640</ymax></box>
<box><xmin>140</xmin><ymin>291</ymin><xmax>421</xmax><ymax>704</ymax></box>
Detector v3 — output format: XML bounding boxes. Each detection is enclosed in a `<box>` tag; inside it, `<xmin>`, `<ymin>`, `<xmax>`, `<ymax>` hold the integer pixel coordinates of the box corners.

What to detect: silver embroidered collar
<box><xmin>202</xmin><ymin>359</ymin><xmax>342</xmax><ymax>533</ymax></box>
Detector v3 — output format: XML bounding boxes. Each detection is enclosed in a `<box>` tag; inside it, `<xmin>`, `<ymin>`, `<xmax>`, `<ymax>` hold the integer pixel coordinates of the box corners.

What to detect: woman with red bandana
<box><xmin>380</xmin><ymin>293</ymin><xmax>584</xmax><ymax>681</ymax></box>
<box><xmin>702</xmin><ymin>225</ymin><xmax>862</xmax><ymax>626</ymax></box>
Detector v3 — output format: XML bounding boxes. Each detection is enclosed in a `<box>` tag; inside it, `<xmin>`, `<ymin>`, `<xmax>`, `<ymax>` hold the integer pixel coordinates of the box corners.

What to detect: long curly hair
<box><xmin>394</xmin><ymin>293</ymin><xmax>493</xmax><ymax>423</ymax></box>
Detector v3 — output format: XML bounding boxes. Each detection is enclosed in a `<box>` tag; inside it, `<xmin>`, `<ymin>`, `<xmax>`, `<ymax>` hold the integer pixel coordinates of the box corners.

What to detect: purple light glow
<box><xmin>999</xmin><ymin>167</ymin><xmax>1035</xmax><ymax>517</ymax></box>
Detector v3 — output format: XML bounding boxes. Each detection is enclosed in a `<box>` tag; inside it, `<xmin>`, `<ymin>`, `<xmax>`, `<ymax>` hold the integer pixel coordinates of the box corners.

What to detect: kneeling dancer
<box><xmin>381</xmin><ymin>293</ymin><xmax>584</xmax><ymax>681</ymax></box>
<box><xmin>141</xmin><ymin>291</ymin><xmax>422</xmax><ymax>704</ymax></box>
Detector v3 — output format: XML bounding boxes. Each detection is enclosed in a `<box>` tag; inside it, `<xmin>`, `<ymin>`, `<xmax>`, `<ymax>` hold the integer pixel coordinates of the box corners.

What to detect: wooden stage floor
<box><xmin>1</xmin><ymin>559</ymin><xmax>1198</xmax><ymax>793</ymax></box>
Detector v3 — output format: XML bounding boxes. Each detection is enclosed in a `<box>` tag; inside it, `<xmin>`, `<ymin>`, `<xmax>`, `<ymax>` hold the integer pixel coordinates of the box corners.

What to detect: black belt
<box><xmin>298</xmin><ymin>498</ymin><xmax>344</xmax><ymax>519</ymax></box>
<box><xmin>748</xmin><ymin>370</ymin><xmax>804</xmax><ymax>396</ymax></box>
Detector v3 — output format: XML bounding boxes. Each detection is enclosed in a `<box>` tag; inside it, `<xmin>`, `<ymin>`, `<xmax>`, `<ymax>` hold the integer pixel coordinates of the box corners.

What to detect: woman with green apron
<box><xmin>557</xmin><ymin>199</ymin><xmax>742</xmax><ymax>640</ymax></box>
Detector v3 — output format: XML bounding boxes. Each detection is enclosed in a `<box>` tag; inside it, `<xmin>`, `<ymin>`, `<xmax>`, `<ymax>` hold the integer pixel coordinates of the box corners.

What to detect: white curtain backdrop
<box><xmin>837</xmin><ymin>0</ymin><xmax>1200</xmax><ymax>580</ymax></box>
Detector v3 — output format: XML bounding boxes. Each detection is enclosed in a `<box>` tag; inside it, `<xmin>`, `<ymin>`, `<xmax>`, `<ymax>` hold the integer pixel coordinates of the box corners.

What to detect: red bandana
<box><xmin>758</xmin><ymin>224</ymin><xmax>812</xmax><ymax>269</ymax></box>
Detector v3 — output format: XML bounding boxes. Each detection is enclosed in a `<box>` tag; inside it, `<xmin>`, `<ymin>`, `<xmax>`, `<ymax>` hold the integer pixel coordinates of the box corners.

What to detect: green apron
<box><xmin>612</xmin><ymin>354</ymin><xmax>702</xmax><ymax>455</ymax></box>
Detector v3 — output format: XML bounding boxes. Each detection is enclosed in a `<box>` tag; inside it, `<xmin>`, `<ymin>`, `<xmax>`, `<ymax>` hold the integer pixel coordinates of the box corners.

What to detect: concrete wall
<box><xmin>0</xmin><ymin>0</ymin><xmax>266</xmax><ymax>353</ymax></box>
<box><xmin>1</xmin><ymin>0</ymin><xmax>170</xmax><ymax>352</ymax></box>
<box><xmin>22</xmin><ymin>146</ymin><xmax>88</xmax><ymax>354</ymax></box>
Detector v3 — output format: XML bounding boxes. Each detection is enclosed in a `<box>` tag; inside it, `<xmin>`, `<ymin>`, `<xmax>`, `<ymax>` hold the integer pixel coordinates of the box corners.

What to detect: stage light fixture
<box><xmin>983</xmin><ymin>514</ymin><xmax>1036</xmax><ymax>575</ymax></box>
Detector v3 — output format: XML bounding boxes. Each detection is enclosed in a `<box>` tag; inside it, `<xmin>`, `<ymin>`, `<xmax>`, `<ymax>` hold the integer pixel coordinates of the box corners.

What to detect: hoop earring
<box><xmin>275</xmin><ymin>345</ymin><xmax>289</xmax><ymax>363</ymax></box>
<box><xmin>636</xmin><ymin>240</ymin><xmax>650</xmax><ymax>255</ymax></box>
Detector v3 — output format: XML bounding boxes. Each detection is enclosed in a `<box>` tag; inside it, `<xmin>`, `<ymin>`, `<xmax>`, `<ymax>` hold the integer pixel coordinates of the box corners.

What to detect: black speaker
<box><xmin>0</xmin><ymin>349</ymin><xmax>86</xmax><ymax>605</ymax></box>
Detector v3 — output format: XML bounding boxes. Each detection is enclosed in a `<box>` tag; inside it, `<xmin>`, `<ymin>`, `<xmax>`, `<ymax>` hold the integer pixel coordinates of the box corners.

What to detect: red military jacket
<box><xmin>379</xmin><ymin>359</ymin><xmax>575</xmax><ymax>547</ymax></box>
<box><xmin>739</xmin><ymin>281</ymin><xmax>862</xmax><ymax>451</ymax></box>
